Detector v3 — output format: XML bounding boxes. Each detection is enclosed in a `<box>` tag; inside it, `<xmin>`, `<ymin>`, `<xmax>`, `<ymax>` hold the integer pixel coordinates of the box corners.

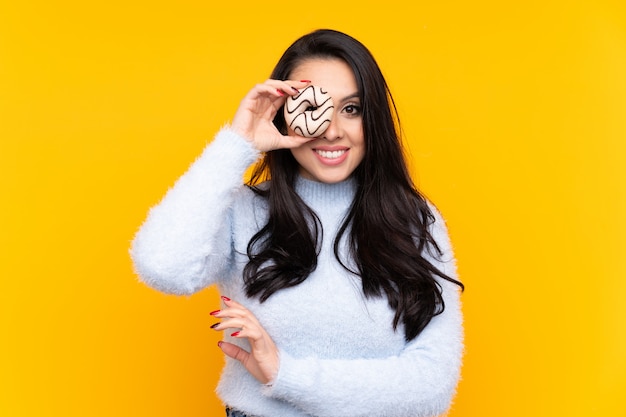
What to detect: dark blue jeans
<box><xmin>225</xmin><ymin>407</ymin><xmax>249</xmax><ymax>417</ymax></box>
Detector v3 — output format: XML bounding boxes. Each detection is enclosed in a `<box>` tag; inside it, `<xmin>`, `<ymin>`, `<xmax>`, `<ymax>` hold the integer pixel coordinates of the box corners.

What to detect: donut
<box><xmin>284</xmin><ymin>85</ymin><xmax>334</xmax><ymax>137</ymax></box>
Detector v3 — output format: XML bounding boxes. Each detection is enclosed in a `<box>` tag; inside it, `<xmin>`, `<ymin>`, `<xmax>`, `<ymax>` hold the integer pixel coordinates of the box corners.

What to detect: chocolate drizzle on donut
<box><xmin>284</xmin><ymin>85</ymin><xmax>335</xmax><ymax>137</ymax></box>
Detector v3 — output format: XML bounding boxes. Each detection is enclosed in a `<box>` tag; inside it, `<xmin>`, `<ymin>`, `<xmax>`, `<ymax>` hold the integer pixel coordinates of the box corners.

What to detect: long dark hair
<box><xmin>243</xmin><ymin>29</ymin><xmax>463</xmax><ymax>341</ymax></box>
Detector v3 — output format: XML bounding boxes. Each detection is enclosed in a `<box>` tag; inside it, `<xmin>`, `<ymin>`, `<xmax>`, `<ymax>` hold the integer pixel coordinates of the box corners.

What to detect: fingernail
<box><xmin>300</xmin><ymin>80</ymin><xmax>311</xmax><ymax>83</ymax></box>
<box><xmin>210</xmin><ymin>309</ymin><xmax>220</xmax><ymax>316</ymax></box>
<box><xmin>217</xmin><ymin>341</ymin><xmax>223</xmax><ymax>348</ymax></box>
<box><xmin>276</xmin><ymin>89</ymin><xmax>285</xmax><ymax>96</ymax></box>
<box><xmin>231</xmin><ymin>331</ymin><xmax>240</xmax><ymax>337</ymax></box>
<box><xmin>291</xmin><ymin>87</ymin><xmax>299</xmax><ymax>93</ymax></box>
<box><xmin>210</xmin><ymin>323</ymin><xmax>220</xmax><ymax>329</ymax></box>
<box><xmin>221</xmin><ymin>296</ymin><xmax>231</xmax><ymax>302</ymax></box>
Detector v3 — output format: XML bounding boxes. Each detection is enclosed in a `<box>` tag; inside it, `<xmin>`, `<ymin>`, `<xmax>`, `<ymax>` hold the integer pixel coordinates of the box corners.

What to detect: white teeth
<box><xmin>315</xmin><ymin>149</ymin><xmax>346</xmax><ymax>159</ymax></box>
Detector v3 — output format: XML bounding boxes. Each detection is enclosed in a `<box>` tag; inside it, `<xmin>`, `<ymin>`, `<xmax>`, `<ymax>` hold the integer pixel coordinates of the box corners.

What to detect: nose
<box><xmin>321</xmin><ymin>116</ymin><xmax>342</xmax><ymax>141</ymax></box>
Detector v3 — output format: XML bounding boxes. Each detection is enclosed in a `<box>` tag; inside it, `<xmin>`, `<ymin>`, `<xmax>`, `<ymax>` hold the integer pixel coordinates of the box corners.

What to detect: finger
<box><xmin>211</xmin><ymin>300</ymin><xmax>260</xmax><ymax>329</ymax></box>
<box><xmin>230</xmin><ymin>325</ymin><xmax>264</xmax><ymax>341</ymax></box>
<box><xmin>216</xmin><ymin>317</ymin><xmax>266</xmax><ymax>341</ymax></box>
<box><xmin>218</xmin><ymin>341</ymin><xmax>250</xmax><ymax>363</ymax></box>
<box><xmin>219</xmin><ymin>297</ymin><xmax>261</xmax><ymax>324</ymax></box>
<box><xmin>218</xmin><ymin>341</ymin><xmax>272</xmax><ymax>384</ymax></box>
<box><xmin>240</xmin><ymin>79</ymin><xmax>311</xmax><ymax>110</ymax></box>
<box><xmin>210</xmin><ymin>310</ymin><xmax>258</xmax><ymax>329</ymax></box>
<box><xmin>210</xmin><ymin>321</ymin><xmax>240</xmax><ymax>332</ymax></box>
<box><xmin>274</xmin><ymin>134</ymin><xmax>316</xmax><ymax>150</ymax></box>
<box><xmin>220</xmin><ymin>295</ymin><xmax>239</xmax><ymax>308</ymax></box>
<box><xmin>211</xmin><ymin>317</ymin><xmax>249</xmax><ymax>333</ymax></box>
<box><xmin>262</xmin><ymin>79</ymin><xmax>312</xmax><ymax>98</ymax></box>
<box><xmin>274</xmin><ymin>79</ymin><xmax>312</xmax><ymax>89</ymax></box>
<box><xmin>210</xmin><ymin>298</ymin><xmax>248</xmax><ymax>319</ymax></box>
<box><xmin>214</xmin><ymin>297</ymin><xmax>267</xmax><ymax>339</ymax></box>
<box><xmin>239</xmin><ymin>83</ymin><xmax>287</xmax><ymax>108</ymax></box>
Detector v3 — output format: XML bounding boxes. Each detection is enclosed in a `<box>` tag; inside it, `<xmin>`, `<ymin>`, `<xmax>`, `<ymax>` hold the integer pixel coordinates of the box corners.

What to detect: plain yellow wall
<box><xmin>1</xmin><ymin>0</ymin><xmax>625</xmax><ymax>416</ymax></box>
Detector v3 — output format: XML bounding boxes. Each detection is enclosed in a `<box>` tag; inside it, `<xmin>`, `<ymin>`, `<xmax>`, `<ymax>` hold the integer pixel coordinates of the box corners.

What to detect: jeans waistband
<box><xmin>225</xmin><ymin>406</ymin><xmax>250</xmax><ymax>417</ymax></box>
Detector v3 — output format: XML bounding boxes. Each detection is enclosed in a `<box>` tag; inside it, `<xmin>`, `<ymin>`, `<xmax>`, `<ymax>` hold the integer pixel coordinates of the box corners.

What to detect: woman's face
<box><xmin>288</xmin><ymin>58</ymin><xmax>365</xmax><ymax>184</ymax></box>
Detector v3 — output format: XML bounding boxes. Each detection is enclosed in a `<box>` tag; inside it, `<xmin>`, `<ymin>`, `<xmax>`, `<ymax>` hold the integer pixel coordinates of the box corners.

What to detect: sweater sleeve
<box><xmin>129</xmin><ymin>128</ymin><xmax>260</xmax><ymax>295</ymax></box>
<box><xmin>265</xmin><ymin>212</ymin><xmax>464</xmax><ymax>417</ymax></box>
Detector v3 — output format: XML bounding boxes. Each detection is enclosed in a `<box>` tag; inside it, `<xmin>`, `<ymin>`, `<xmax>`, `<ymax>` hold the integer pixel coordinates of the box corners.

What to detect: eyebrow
<box><xmin>338</xmin><ymin>92</ymin><xmax>360</xmax><ymax>104</ymax></box>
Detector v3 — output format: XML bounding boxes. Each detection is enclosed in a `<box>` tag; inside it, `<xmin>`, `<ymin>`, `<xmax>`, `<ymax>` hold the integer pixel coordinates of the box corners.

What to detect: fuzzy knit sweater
<box><xmin>130</xmin><ymin>128</ymin><xmax>464</xmax><ymax>417</ymax></box>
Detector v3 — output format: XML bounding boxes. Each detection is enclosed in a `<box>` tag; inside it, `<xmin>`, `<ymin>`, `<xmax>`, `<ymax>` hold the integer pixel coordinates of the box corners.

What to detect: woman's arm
<box><xmin>265</xmin><ymin>213</ymin><xmax>463</xmax><ymax>417</ymax></box>
<box><xmin>130</xmin><ymin>129</ymin><xmax>260</xmax><ymax>295</ymax></box>
<box><xmin>130</xmin><ymin>79</ymin><xmax>312</xmax><ymax>294</ymax></box>
<box><xmin>267</xmin><ymin>284</ymin><xmax>462</xmax><ymax>417</ymax></box>
<box><xmin>130</xmin><ymin>79</ymin><xmax>312</xmax><ymax>295</ymax></box>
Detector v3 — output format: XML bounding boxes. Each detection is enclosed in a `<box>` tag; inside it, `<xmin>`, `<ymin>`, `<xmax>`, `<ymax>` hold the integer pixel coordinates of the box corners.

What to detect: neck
<box><xmin>294</xmin><ymin>176</ymin><xmax>356</xmax><ymax>209</ymax></box>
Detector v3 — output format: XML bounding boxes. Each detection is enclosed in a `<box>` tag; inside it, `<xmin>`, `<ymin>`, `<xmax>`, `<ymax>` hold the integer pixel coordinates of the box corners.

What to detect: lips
<box><xmin>313</xmin><ymin>147</ymin><xmax>349</xmax><ymax>165</ymax></box>
<box><xmin>315</xmin><ymin>149</ymin><xmax>346</xmax><ymax>159</ymax></box>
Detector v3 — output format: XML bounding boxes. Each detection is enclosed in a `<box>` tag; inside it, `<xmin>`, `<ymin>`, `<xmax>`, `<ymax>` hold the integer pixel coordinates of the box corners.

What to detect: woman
<box><xmin>131</xmin><ymin>29</ymin><xmax>464</xmax><ymax>417</ymax></box>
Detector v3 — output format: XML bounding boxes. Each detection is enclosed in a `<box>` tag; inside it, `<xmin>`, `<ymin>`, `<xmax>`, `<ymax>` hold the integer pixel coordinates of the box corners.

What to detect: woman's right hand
<box><xmin>231</xmin><ymin>79</ymin><xmax>312</xmax><ymax>152</ymax></box>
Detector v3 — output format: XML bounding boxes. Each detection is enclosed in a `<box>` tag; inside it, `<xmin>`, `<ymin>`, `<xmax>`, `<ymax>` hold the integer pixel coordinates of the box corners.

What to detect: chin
<box><xmin>313</xmin><ymin>173</ymin><xmax>350</xmax><ymax>184</ymax></box>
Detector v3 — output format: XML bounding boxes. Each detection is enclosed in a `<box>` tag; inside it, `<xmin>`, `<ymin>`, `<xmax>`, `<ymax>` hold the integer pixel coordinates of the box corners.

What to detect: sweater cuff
<box><xmin>262</xmin><ymin>349</ymin><xmax>315</xmax><ymax>401</ymax></box>
<box><xmin>205</xmin><ymin>126</ymin><xmax>262</xmax><ymax>167</ymax></box>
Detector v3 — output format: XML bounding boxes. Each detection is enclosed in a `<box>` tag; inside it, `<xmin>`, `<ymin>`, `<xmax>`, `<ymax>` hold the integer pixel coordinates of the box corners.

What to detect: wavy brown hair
<box><xmin>244</xmin><ymin>29</ymin><xmax>463</xmax><ymax>341</ymax></box>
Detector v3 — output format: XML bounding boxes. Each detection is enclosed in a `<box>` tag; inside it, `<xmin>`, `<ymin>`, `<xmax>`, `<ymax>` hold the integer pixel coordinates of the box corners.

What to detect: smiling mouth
<box><xmin>314</xmin><ymin>149</ymin><xmax>347</xmax><ymax>159</ymax></box>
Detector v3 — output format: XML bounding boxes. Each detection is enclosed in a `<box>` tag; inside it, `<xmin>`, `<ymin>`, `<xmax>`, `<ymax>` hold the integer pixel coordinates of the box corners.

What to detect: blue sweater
<box><xmin>130</xmin><ymin>128</ymin><xmax>464</xmax><ymax>417</ymax></box>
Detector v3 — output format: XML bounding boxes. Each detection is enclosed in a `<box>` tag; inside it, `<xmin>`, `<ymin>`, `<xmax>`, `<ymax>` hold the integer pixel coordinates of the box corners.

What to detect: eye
<box><xmin>343</xmin><ymin>104</ymin><xmax>362</xmax><ymax>115</ymax></box>
<box><xmin>305</xmin><ymin>106</ymin><xmax>318</xmax><ymax>112</ymax></box>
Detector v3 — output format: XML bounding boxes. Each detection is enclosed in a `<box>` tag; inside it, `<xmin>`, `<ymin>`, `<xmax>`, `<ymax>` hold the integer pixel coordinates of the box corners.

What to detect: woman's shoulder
<box><xmin>230</xmin><ymin>182</ymin><xmax>270</xmax><ymax>245</ymax></box>
<box><xmin>231</xmin><ymin>181</ymin><xmax>270</xmax><ymax>213</ymax></box>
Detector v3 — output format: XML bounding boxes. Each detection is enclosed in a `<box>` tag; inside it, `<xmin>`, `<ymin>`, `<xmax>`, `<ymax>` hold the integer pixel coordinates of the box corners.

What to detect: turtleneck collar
<box><xmin>294</xmin><ymin>176</ymin><xmax>357</xmax><ymax>211</ymax></box>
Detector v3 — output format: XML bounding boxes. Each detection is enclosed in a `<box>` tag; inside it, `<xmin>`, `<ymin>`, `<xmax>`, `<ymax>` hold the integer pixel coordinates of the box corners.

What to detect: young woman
<box><xmin>131</xmin><ymin>29</ymin><xmax>464</xmax><ymax>417</ymax></box>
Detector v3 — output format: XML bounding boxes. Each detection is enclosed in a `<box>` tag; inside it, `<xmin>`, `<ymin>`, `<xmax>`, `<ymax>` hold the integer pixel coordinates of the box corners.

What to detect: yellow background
<box><xmin>1</xmin><ymin>0</ymin><xmax>625</xmax><ymax>415</ymax></box>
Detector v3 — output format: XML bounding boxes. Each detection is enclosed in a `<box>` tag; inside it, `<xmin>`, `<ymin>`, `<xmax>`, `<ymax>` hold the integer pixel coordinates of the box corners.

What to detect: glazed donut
<box><xmin>284</xmin><ymin>85</ymin><xmax>334</xmax><ymax>137</ymax></box>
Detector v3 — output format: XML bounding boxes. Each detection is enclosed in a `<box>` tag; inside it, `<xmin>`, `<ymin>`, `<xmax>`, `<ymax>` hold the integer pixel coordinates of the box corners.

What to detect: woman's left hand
<box><xmin>211</xmin><ymin>297</ymin><xmax>279</xmax><ymax>385</ymax></box>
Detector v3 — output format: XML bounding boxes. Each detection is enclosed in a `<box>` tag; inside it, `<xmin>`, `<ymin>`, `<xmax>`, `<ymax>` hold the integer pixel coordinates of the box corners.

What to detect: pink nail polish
<box><xmin>210</xmin><ymin>309</ymin><xmax>220</xmax><ymax>316</ymax></box>
<box><xmin>221</xmin><ymin>296</ymin><xmax>231</xmax><ymax>302</ymax></box>
<box><xmin>300</xmin><ymin>80</ymin><xmax>311</xmax><ymax>83</ymax></box>
<box><xmin>276</xmin><ymin>89</ymin><xmax>285</xmax><ymax>96</ymax></box>
<box><xmin>231</xmin><ymin>331</ymin><xmax>240</xmax><ymax>337</ymax></box>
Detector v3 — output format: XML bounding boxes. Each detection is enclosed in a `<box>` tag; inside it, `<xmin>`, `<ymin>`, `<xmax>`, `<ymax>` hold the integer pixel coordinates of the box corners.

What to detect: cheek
<box><xmin>354</xmin><ymin>147</ymin><xmax>366</xmax><ymax>166</ymax></box>
<box><xmin>353</xmin><ymin>136</ymin><xmax>366</xmax><ymax>164</ymax></box>
<box><xmin>353</xmin><ymin>128</ymin><xmax>365</xmax><ymax>152</ymax></box>
<box><xmin>289</xmin><ymin>146</ymin><xmax>309</xmax><ymax>165</ymax></box>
